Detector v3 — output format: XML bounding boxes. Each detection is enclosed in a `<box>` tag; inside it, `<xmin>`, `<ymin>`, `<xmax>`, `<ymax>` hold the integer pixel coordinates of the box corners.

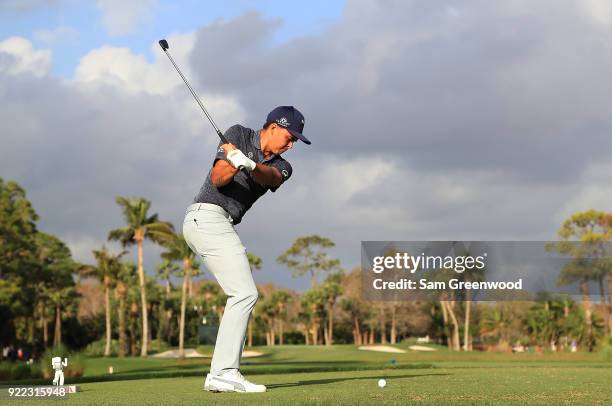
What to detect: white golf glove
<box><xmin>227</xmin><ymin>149</ymin><xmax>256</xmax><ymax>172</ymax></box>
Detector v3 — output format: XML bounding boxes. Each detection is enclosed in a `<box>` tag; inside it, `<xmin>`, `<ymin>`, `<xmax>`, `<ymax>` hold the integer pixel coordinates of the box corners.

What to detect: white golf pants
<box><xmin>182</xmin><ymin>203</ymin><xmax>258</xmax><ymax>375</ymax></box>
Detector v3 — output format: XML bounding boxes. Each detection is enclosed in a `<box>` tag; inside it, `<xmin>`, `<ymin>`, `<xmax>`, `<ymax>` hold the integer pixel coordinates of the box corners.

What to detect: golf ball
<box><xmin>378</xmin><ymin>379</ymin><xmax>386</xmax><ymax>388</ymax></box>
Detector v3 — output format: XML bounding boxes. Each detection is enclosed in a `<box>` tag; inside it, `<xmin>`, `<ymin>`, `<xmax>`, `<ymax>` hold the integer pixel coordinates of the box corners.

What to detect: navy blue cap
<box><xmin>266</xmin><ymin>106</ymin><xmax>311</xmax><ymax>145</ymax></box>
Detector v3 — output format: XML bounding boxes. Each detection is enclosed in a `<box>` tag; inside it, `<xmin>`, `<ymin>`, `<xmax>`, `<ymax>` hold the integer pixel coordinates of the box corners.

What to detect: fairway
<box><xmin>18</xmin><ymin>364</ymin><xmax>612</xmax><ymax>405</ymax></box>
<box><xmin>10</xmin><ymin>346</ymin><xmax>611</xmax><ymax>405</ymax></box>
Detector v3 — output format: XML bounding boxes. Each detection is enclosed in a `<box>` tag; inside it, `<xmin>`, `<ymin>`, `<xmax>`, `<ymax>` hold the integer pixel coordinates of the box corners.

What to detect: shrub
<box><xmin>39</xmin><ymin>345</ymin><xmax>86</xmax><ymax>379</ymax></box>
<box><xmin>0</xmin><ymin>362</ymin><xmax>43</xmax><ymax>380</ymax></box>
<box><xmin>83</xmin><ymin>338</ymin><xmax>119</xmax><ymax>357</ymax></box>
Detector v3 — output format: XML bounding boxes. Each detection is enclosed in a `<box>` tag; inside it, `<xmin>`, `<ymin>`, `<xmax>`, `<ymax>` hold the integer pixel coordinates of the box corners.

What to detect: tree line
<box><xmin>1</xmin><ymin>177</ymin><xmax>610</xmax><ymax>359</ymax></box>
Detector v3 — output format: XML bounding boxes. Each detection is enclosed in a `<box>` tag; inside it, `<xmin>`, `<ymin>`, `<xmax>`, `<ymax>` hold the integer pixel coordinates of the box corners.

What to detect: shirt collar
<box><xmin>255</xmin><ymin>129</ymin><xmax>262</xmax><ymax>151</ymax></box>
<box><xmin>256</xmin><ymin>129</ymin><xmax>278</xmax><ymax>161</ymax></box>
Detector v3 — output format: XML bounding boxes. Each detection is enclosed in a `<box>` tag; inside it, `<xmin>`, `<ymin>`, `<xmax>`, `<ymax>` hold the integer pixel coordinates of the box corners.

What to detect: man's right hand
<box><xmin>227</xmin><ymin>149</ymin><xmax>256</xmax><ymax>172</ymax></box>
<box><xmin>221</xmin><ymin>143</ymin><xmax>237</xmax><ymax>155</ymax></box>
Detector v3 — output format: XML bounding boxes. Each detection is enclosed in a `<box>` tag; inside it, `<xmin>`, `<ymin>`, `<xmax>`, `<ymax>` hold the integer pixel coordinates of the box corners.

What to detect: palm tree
<box><xmin>301</xmin><ymin>288</ymin><xmax>326</xmax><ymax>345</ymax></box>
<box><xmin>246</xmin><ymin>252</ymin><xmax>262</xmax><ymax>347</ymax></box>
<box><xmin>116</xmin><ymin>261</ymin><xmax>137</xmax><ymax>357</ymax></box>
<box><xmin>44</xmin><ymin>285</ymin><xmax>78</xmax><ymax>348</ymax></box>
<box><xmin>256</xmin><ymin>294</ymin><xmax>277</xmax><ymax>345</ymax></box>
<box><xmin>270</xmin><ymin>290</ymin><xmax>292</xmax><ymax>345</ymax></box>
<box><xmin>320</xmin><ymin>272</ymin><xmax>343</xmax><ymax>346</ymax></box>
<box><xmin>108</xmin><ymin>196</ymin><xmax>174</xmax><ymax>356</ymax></box>
<box><xmin>456</xmin><ymin>250</ymin><xmax>486</xmax><ymax>352</ymax></box>
<box><xmin>481</xmin><ymin>304</ymin><xmax>514</xmax><ymax>348</ymax></box>
<box><xmin>160</xmin><ymin>232</ymin><xmax>197</xmax><ymax>358</ymax></box>
<box><xmin>549</xmin><ymin>210</ymin><xmax>610</xmax><ymax>351</ymax></box>
<box><xmin>340</xmin><ymin>298</ymin><xmax>368</xmax><ymax>345</ymax></box>
<box><xmin>157</xmin><ymin>260</ymin><xmax>179</xmax><ymax>295</ymax></box>
<box><xmin>81</xmin><ymin>246</ymin><xmax>126</xmax><ymax>357</ymax></box>
<box><xmin>156</xmin><ymin>260</ymin><xmax>179</xmax><ymax>350</ymax></box>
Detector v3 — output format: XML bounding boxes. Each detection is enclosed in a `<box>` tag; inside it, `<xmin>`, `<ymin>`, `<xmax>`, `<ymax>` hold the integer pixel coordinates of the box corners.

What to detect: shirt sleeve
<box><xmin>267</xmin><ymin>159</ymin><xmax>293</xmax><ymax>192</ymax></box>
<box><xmin>213</xmin><ymin>125</ymin><xmax>243</xmax><ymax>165</ymax></box>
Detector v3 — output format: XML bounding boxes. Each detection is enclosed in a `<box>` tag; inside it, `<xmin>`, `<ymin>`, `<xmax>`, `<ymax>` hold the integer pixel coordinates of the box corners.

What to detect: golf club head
<box><xmin>158</xmin><ymin>39</ymin><xmax>169</xmax><ymax>51</ymax></box>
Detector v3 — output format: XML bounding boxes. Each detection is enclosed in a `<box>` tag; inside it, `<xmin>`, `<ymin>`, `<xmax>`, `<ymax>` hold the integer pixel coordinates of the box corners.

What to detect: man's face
<box><xmin>270</xmin><ymin>124</ymin><xmax>298</xmax><ymax>155</ymax></box>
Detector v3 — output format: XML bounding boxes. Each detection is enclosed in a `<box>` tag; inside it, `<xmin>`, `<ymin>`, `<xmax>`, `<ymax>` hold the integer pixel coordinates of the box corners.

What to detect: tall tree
<box><xmin>34</xmin><ymin>233</ymin><xmax>80</xmax><ymax>349</ymax></box>
<box><xmin>108</xmin><ymin>196</ymin><xmax>174</xmax><ymax>356</ymax></box>
<box><xmin>246</xmin><ymin>252</ymin><xmax>262</xmax><ymax>347</ymax></box>
<box><xmin>454</xmin><ymin>250</ymin><xmax>486</xmax><ymax>352</ymax></box>
<box><xmin>155</xmin><ymin>260</ymin><xmax>179</xmax><ymax>350</ymax></box>
<box><xmin>156</xmin><ymin>260</ymin><xmax>179</xmax><ymax>295</ymax></box>
<box><xmin>116</xmin><ymin>261</ymin><xmax>137</xmax><ymax>357</ymax></box>
<box><xmin>80</xmin><ymin>246</ymin><xmax>126</xmax><ymax>357</ymax></box>
<box><xmin>0</xmin><ymin>178</ymin><xmax>39</xmax><ymax>347</ymax></box>
<box><xmin>340</xmin><ymin>298</ymin><xmax>369</xmax><ymax>345</ymax></box>
<box><xmin>160</xmin><ymin>232</ymin><xmax>198</xmax><ymax>358</ymax></box>
<box><xmin>277</xmin><ymin>235</ymin><xmax>340</xmax><ymax>287</ymax></box>
<box><xmin>300</xmin><ymin>288</ymin><xmax>326</xmax><ymax>345</ymax></box>
<box><xmin>270</xmin><ymin>290</ymin><xmax>292</xmax><ymax>345</ymax></box>
<box><xmin>551</xmin><ymin>209</ymin><xmax>610</xmax><ymax>351</ymax></box>
<box><xmin>480</xmin><ymin>303</ymin><xmax>519</xmax><ymax>348</ymax></box>
<box><xmin>320</xmin><ymin>272</ymin><xmax>343</xmax><ymax>346</ymax></box>
<box><xmin>256</xmin><ymin>294</ymin><xmax>277</xmax><ymax>345</ymax></box>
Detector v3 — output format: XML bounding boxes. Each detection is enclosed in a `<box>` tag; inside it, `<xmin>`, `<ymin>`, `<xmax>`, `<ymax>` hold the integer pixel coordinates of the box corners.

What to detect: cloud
<box><xmin>33</xmin><ymin>25</ymin><xmax>79</xmax><ymax>46</ymax></box>
<box><xmin>0</xmin><ymin>37</ymin><xmax>51</xmax><ymax>77</ymax></box>
<box><xmin>0</xmin><ymin>36</ymin><xmax>251</xmax><ymax>274</ymax></box>
<box><xmin>96</xmin><ymin>0</ymin><xmax>158</xmax><ymax>37</ymax></box>
<box><xmin>0</xmin><ymin>0</ymin><xmax>60</xmax><ymax>14</ymax></box>
<box><xmin>2</xmin><ymin>1</ymin><xmax>612</xmax><ymax>291</ymax></box>
<box><xmin>75</xmin><ymin>32</ymin><xmax>196</xmax><ymax>95</ymax></box>
<box><xmin>190</xmin><ymin>2</ymin><xmax>612</xmax><ymax>183</ymax></box>
<box><xmin>582</xmin><ymin>0</ymin><xmax>612</xmax><ymax>26</ymax></box>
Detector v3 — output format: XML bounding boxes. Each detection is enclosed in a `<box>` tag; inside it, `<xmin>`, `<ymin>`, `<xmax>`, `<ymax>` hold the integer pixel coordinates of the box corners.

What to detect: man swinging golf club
<box><xmin>183</xmin><ymin>106</ymin><xmax>311</xmax><ymax>393</ymax></box>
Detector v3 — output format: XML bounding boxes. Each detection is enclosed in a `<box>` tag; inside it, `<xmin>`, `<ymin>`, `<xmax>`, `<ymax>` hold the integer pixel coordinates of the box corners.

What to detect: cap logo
<box><xmin>281</xmin><ymin>169</ymin><xmax>289</xmax><ymax>178</ymax></box>
<box><xmin>277</xmin><ymin>117</ymin><xmax>290</xmax><ymax>127</ymax></box>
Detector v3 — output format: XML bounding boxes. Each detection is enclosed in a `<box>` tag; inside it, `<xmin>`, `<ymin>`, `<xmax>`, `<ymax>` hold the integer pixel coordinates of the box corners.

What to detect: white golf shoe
<box><xmin>204</xmin><ymin>370</ymin><xmax>266</xmax><ymax>393</ymax></box>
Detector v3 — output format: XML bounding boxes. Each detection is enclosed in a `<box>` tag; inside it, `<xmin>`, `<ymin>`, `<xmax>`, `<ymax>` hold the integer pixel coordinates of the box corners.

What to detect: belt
<box><xmin>185</xmin><ymin>203</ymin><xmax>231</xmax><ymax>220</ymax></box>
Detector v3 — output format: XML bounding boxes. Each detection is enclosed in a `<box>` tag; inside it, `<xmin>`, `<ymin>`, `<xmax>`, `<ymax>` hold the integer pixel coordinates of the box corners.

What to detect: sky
<box><xmin>1</xmin><ymin>0</ymin><xmax>612</xmax><ymax>292</ymax></box>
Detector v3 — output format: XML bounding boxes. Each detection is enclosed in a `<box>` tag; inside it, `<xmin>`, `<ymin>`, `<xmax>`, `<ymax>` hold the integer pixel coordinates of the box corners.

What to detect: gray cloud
<box><xmin>190</xmin><ymin>1</ymin><xmax>612</xmax><ymax>182</ymax></box>
<box><xmin>2</xmin><ymin>1</ymin><xmax>612</xmax><ymax>292</ymax></box>
<box><xmin>0</xmin><ymin>0</ymin><xmax>60</xmax><ymax>15</ymax></box>
<box><xmin>96</xmin><ymin>0</ymin><xmax>158</xmax><ymax>37</ymax></box>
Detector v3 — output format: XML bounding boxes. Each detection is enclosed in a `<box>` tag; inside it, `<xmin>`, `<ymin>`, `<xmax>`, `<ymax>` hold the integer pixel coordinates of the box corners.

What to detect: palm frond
<box><xmin>146</xmin><ymin>221</ymin><xmax>175</xmax><ymax>244</ymax></box>
<box><xmin>108</xmin><ymin>227</ymin><xmax>135</xmax><ymax>247</ymax></box>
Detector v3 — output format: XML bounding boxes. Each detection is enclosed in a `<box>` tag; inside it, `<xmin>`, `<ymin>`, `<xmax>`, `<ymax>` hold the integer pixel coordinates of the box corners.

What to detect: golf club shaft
<box><xmin>159</xmin><ymin>40</ymin><xmax>228</xmax><ymax>144</ymax></box>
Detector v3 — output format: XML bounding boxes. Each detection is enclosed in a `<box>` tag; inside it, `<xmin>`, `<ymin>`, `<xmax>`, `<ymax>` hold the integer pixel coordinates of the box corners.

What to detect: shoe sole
<box><xmin>204</xmin><ymin>376</ymin><xmax>266</xmax><ymax>393</ymax></box>
<box><xmin>204</xmin><ymin>383</ymin><xmax>265</xmax><ymax>393</ymax></box>
<box><xmin>205</xmin><ymin>386</ymin><xmax>265</xmax><ymax>393</ymax></box>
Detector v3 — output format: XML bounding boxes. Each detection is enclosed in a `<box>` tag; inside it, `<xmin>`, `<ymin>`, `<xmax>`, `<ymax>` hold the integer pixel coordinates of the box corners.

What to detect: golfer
<box><xmin>183</xmin><ymin>106</ymin><xmax>310</xmax><ymax>393</ymax></box>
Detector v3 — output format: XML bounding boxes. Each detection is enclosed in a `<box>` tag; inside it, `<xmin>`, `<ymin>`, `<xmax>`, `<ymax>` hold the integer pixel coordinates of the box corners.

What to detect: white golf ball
<box><xmin>378</xmin><ymin>379</ymin><xmax>386</xmax><ymax>388</ymax></box>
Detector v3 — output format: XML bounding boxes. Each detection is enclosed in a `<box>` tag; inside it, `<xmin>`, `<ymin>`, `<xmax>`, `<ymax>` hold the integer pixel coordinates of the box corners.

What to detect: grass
<box><xmin>12</xmin><ymin>364</ymin><xmax>612</xmax><ymax>405</ymax></box>
<box><xmin>4</xmin><ymin>345</ymin><xmax>611</xmax><ymax>405</ymax></box>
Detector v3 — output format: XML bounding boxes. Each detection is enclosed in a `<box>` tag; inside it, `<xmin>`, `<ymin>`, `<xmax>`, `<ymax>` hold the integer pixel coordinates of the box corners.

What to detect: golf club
<box><xmin>158</xmin><ymin>38</ymin><xmax>230</xmax><ymax>146</ymax></box>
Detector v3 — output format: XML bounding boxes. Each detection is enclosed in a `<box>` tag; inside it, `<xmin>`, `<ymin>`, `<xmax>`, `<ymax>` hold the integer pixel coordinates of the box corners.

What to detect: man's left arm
<box><xmin>261</xmin><ymin>160</ymin><xmax>292</xmax><ymax>192</ymax></box>
<box><xmin>252</xmin><ymin>163</ymin><xmax>282</xmax><ymax>187</ymax></box>
<box><xmin>226</xmin><ymin>150</ymin><xmax>292</xmax><ymax>189</ymax></box>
